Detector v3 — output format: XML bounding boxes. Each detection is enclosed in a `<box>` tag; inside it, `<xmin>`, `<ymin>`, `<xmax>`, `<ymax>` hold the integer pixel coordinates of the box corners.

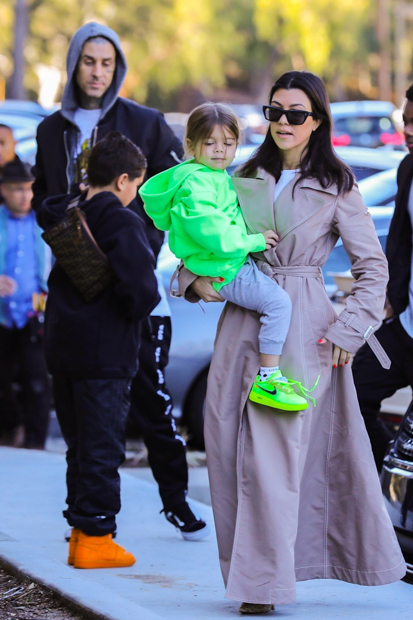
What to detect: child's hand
<box><xmin>0</xmin><ymin>275</ymin><xmax>17</xmax><ymax>297</ymax></box>
<box><xmin>263</xmin><ymin>230</ymin><xmax>279</xmax><ymax>250</ymax></box>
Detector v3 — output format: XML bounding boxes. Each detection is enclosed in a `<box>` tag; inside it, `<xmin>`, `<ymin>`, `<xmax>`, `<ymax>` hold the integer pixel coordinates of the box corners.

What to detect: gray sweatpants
<box><xmin>219</xmin><ymin>258</ymin><xmax>292</xmax><ymax>356</ymax></box>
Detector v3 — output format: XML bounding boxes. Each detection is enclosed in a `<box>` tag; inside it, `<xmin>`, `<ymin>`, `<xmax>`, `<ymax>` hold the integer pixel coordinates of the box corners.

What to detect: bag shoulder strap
<box><xmin>66</xmin><ymin>196</ymin><xmax>81</xmax><ymax>211</ymax></box>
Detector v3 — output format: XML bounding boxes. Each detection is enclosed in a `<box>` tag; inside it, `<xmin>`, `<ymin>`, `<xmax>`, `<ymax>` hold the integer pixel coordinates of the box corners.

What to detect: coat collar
<box><xmin>254</xmin><ymin>167</ymin><xmax>339</xmax><ymax>196</ymax></box>
<box><xmin>232</xmin><ymin>167</ymin><xmax>337</xmax><ymax>243</ymax></box>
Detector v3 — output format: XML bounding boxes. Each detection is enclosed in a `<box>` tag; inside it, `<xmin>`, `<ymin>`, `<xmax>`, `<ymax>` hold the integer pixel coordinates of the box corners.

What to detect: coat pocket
<box><xmin>306</xmin><ymin>305</ymin><xmax>333</xmax><ymax>372</ymax></box>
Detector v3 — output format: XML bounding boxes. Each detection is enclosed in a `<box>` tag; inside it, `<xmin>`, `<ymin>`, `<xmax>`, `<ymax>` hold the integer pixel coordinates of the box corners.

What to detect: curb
<box><xmin>0</xmin><ymin>537</ymin><xmax>163</xmax><ymax>620</ymax></box>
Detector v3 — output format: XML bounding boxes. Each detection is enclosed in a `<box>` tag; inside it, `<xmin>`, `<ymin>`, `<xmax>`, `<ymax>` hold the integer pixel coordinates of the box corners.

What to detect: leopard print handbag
<box><xmin>42</xmin><ymin>196</ymin><xmax>117</xmax><ymax>302</ymax></box>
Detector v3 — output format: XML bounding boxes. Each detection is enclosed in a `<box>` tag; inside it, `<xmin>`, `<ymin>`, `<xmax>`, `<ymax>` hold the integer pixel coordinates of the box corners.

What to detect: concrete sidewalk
<box><xmin>0</xmin><ymin>447</ymin><xmax>411</xmax><ymax>620</ymax></box>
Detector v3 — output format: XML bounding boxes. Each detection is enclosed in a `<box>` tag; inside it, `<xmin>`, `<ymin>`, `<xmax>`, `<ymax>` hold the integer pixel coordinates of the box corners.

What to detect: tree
<box><xmin>0</xmin><ymin>0</ymin><xmax>393</xmax><ymax>106</ymax></box>
<box><xmin>254</xmin><ymin>0</ymin><xmax>377</xmax><ymax>101</ymax></box>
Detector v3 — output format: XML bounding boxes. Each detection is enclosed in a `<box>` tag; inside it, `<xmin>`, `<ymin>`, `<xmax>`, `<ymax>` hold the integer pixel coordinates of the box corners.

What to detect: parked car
<box><xmin>0</xmin><ymin>112</ymin><xmax>39</xmax><ymax>141</ymax></box>
<box><xmin>0</xmin><ymin>100</ymin><xmax>57</xmax><ymax>120</ymax></box>
<box><xmin>0</xmin><ymin>112</ymin><xmax>40</xmax><ymax>166</ymax></box>
<box><xmin>358</xmin><ymin>167</ymin><xmax>398</xmax><ymax>207</ymax></box>
<box><xmin>381</xmin><ymin>401</ymin><xmax>413</xmax><ymax>580</ymax></box>
<box><xmin>335</xmin><ymin>146</ymin><xmax>405</xmax><ymax>181</ymax></box>
<box><xmin>158</xmin><ymin>243</ymin><xmax>222</xmax><ymax>446</ymax></box>
<box><xmin>229</xmin><ymin>104</ymin><xmax>268</xmax><ymax>145</ymax></box>
<box><xmin>14</xmin><ymin>138</ymin><xmax>38</xmax><ymax>166</ymax></box>
<box><xmin>227</xmin><ymin>144</ymin><xmax>257</xmax><ymax>176</ymax></box>
<box><xmin>331</xmin><ymin>101</ymin><xmax>404</xmax><ymax>149</ymax></box>
<box><xmin>164</xmin><ymin>112</ymin><xmax>188</xmax><ymax>143</ymax></box>
<box><xmin>323</xmin><ymin>205</ymin><xmax>393</xmax><ymax>292</ymax></box>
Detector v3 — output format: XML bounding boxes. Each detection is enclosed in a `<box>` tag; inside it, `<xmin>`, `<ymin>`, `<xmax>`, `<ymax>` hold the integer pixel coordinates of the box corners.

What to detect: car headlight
<box><xmin>391</xmin><ymin>404</ymin><xmax>413</xmax><ymax>462</ymax></box>
<box><xmin>396</xmin><ymin>433</ymin><xmax>413</xmax><ymax>460</ymax></box>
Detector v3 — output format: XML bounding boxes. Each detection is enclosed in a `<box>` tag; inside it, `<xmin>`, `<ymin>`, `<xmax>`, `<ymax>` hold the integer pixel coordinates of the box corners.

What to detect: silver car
<box><xmin>381</xmin><ymin>402</ymin><xmax>413</xmax><ymax>579</ymax></box>
<box><xmin>331</xmin><ymin>100</ymin><xmax>404</xmax><ymax>149</ymax></box>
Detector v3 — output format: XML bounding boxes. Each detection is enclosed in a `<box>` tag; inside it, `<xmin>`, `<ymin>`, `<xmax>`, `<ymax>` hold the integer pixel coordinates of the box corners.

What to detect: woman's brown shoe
<box><xmin>239</xmin><ymin>602</ymin><xmax>275</xmax><ymax>615</ymax></box>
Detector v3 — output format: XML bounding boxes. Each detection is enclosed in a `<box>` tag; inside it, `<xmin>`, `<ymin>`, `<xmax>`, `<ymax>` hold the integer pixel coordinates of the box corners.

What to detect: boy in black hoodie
<box><xmin>37</xmin><ymin>132</ymin><xmax>160</xmax><ymax>569</ymax></box>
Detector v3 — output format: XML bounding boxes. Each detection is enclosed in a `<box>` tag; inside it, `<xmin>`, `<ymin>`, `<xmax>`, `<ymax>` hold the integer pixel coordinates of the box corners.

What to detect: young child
<box><xmin>37</xmin><ymin>132</ymin><xmax>160</xmax><ymax>569</ymax></box>
<box><xmin>141</xmin><ymin>103</ymin><xmax>312</xmax><ymax>411</ymax></box>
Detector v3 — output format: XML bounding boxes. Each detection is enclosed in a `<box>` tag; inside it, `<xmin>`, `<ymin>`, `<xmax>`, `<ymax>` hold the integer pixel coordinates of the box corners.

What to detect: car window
<box><xmin>350</xmin><ymin>166</ymin><xmax>383</xmax><ymax>181</ymax></box>
<box><xmin>335</xmin><ymin>116</ymin><xmax>395</xmax><ymax>135</ymax></box>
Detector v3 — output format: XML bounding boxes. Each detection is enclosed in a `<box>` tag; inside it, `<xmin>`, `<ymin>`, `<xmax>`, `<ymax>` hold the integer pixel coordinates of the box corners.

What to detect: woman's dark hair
<box><xmin>239</xmin><ymin>71</ymin><xmax>354</xmax><ymax>195</ymax></box>
<box><xmin>87</xmin><ymin>131</ymin><xmax>147</xmax><ymax>187</ymax></box>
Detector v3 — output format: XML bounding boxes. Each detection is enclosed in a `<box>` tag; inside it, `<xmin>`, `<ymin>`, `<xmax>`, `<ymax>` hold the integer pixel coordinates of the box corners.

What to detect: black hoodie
<box><xmin>31</xmin><ymin>22</ymin><xmax>183</xmax><ymax>259</ymax></box>
<box><xmin>38</xmin><ymin>191</ymin><xmax>160</xmax><ymax>378</ymax></box>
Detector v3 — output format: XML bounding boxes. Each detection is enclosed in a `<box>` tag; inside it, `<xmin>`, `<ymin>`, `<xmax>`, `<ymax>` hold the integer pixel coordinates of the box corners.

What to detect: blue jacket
<box><xmin>0</xmin><ymin>205</ymin><xmax>51</xmax><ymax>327</ymax></box>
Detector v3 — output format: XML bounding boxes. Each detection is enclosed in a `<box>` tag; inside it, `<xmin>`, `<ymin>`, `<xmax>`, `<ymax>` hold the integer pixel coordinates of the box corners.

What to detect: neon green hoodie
<box><xmin>139</xmin><ymin>160</ymin><xmax>266</xmax><ymax>290</ymax></box>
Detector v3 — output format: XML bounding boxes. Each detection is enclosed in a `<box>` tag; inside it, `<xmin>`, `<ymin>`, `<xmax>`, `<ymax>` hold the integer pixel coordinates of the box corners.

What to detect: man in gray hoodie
<box><xmin>32</xmin><ymin>22</ymin><xmax>209</xmax><ymax>543</ymax></box>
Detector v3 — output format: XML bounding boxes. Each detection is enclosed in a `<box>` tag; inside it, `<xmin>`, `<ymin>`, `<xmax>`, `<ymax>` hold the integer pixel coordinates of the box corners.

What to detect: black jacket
<box><xmin>32</xmin><ymin>98</ymin><xmax>183</xmax><ymax>258</ymax></box>
<box><xmin>386</xmin><ymin>153</ymin><xmax>413</xmax><ymax>315</ymax></box>
<box><xmin>37</xmin><ymin>191</ymin><xmax>160</xmax><ymax>378</ymax></box>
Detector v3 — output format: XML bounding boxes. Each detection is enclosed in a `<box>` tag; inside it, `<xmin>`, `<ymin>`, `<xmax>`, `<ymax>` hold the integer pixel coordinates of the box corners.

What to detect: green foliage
<box><xmin>0</xmin><ymin>0</ymin><xmax>381</xmax><ymax>106</ymax></box>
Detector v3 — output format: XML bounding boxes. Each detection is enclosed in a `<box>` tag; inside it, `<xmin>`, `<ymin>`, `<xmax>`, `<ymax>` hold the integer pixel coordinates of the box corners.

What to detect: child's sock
<box><xmin>259</xmin><ymin>366</ymin><xmax>280</xmax><ymax>381</ymax></box>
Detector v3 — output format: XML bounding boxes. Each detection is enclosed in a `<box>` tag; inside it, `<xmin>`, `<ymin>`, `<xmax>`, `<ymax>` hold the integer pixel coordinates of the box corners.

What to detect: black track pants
<box><xmin>352</xmin><ymin>316</ymin><xmax>413</xmax><ymax>471</ymax></box>
<box><xmin>129</xmin><ymin>316</ymin><xmax>188</xmax><ymax>510</ymax></box>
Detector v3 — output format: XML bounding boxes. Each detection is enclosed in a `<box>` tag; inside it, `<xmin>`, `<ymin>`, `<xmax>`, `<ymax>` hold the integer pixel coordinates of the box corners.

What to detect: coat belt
<box><xmin>337</xmin><ymin>310</ymin><xmax>391</xmax><ymax>369</ymax></box>
<box><xmin>257</xmin><ymin>262</ymin><xmax>323</xmax><ymax>278</ymax></box>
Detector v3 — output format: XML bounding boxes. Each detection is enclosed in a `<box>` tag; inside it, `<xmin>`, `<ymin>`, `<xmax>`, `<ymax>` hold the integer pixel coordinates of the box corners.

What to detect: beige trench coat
<box><xmin>179</xmin><ymin>169</ymin><xmax>406</xmax><ymax>605</ymax></box>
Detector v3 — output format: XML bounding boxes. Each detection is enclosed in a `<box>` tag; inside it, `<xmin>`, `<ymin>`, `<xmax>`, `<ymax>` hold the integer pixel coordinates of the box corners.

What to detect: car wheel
<box><xmin>184</xmin><ymin>369</ymin><xmax>208</xmax><ymax>450</ymax></box>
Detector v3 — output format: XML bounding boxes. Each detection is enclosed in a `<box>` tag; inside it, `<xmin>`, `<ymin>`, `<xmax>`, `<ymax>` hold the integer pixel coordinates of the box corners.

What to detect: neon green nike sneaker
<box><xmin>249</xmin><ymin>370</ymin><xmax>316</xmax><ymax>412</ymax></box>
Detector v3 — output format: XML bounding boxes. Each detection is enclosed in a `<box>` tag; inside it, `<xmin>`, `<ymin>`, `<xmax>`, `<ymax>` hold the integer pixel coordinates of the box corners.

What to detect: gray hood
<box><xmin>60</xmin><ymin>22</ymin><xmax>127</xmax><ymax>126</ymax></box>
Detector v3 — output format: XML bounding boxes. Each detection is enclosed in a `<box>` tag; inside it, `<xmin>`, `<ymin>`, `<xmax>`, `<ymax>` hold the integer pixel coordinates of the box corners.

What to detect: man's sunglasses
<box><xmin>262</xmin><ymin>105</ymin><xmax>313</xmax><ymax>126</ymax></box>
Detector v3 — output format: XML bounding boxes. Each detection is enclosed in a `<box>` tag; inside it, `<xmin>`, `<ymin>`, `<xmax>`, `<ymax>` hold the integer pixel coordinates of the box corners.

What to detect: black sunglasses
<box><xmin>262</xmin><ymin>105</ymin><xmax>313</xmax><ymax>125</ymax></box>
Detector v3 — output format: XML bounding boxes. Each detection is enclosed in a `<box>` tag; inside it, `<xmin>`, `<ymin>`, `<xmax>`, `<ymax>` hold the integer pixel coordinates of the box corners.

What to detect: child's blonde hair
<box><xmin>184</xmin><ymin>103</ymin><xmax>241</xmax><ymax>157</ymax></box>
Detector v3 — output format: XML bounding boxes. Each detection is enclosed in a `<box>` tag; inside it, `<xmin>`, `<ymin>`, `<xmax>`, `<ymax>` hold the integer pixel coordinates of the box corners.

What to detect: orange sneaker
<box><xmin>68</xmin><ymin>528</ymin><xmax>81</xmax><ymax>566</ymax></box>
<box><xmin>73</xmin><ymin>531</ymin><xmax>135</xmax><ymax>569</ymax></box>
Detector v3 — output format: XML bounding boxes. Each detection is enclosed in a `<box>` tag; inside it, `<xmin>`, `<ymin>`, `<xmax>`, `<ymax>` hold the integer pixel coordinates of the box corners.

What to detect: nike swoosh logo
<box><xmin>257</xmin><ymin>386</ymin><xmax>277</xmax><ymax>395</ymax></box>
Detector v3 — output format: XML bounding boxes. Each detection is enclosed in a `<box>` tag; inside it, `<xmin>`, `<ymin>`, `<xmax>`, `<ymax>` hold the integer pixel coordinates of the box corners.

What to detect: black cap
<box><xmin>0</xmin><ymin>158</ymin><xmax>34</xmax><ymax>184</ymax></box>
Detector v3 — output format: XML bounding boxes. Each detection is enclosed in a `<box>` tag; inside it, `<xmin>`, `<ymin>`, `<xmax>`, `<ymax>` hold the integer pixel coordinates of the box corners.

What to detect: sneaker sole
<box><xmin>180</xmin><ymin>524</ymin><xmax>211</xmax><ymax>541</ymax></box>
<box><xmin>249</xmin><ymin>392</ymin><xmax>308</xmax><ymax>411</ymax></box>
<box><xmin>74</xmin><ymin>559</ymin><xmax>136</xmax><ymax>569</ymax></box>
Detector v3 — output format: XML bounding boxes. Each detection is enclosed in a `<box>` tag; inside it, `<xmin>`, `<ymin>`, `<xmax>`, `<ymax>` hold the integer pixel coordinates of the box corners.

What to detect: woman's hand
<box><xmin>263</xmin><ymin>230</ymin><xmax>279</xmax><ymax>250</ymax></box>
<box><xmin>384</xmin><ymin>298</ymin><xmax>394</xmax><ymax>319</ymax></box>
<box><xmin>190</xmin><ymin>276</ymin><xmax>225</xmax><ymax>303</ymax></box>
<box><xmin>318</xmin><ymin>338</ymin><xmax>352</xmax><ymax>367</ymax></box>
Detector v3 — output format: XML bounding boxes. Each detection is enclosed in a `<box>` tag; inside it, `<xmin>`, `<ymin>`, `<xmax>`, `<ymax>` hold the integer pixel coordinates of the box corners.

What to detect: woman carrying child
<box><xmin>142</xmin><ymin>71</ymin><xmax>405</xmax><ymax>615</ymax></box>
<box><xmin>141</xmin><ymin>104</ymin><xmax>313</xmax><ymax>411</ymax></box>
